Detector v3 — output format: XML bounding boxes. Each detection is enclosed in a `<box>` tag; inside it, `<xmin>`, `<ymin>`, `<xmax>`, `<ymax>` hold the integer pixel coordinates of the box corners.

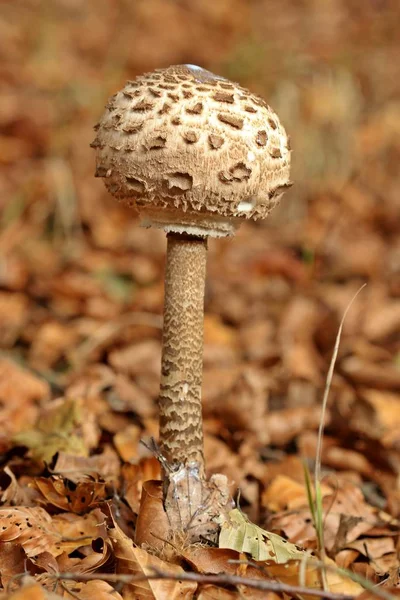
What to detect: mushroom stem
<box><xmin>159</xmin><ymin>232</ymin><xmax>207</xmax><ymax>476</ymax></box>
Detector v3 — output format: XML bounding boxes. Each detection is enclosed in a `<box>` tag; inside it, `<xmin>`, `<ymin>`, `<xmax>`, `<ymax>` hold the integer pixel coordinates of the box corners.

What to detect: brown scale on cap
<box><xmin>92</xmin><ymin>64</ymin><xmax>291</xmax><ymax>238</ymax></box>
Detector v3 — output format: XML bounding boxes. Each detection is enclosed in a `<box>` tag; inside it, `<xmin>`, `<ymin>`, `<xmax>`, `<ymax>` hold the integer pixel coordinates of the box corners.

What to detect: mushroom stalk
<box><xmin>159</xmin><ymin>232</ymin><xmax>207</xmax><ymax>476</ymax></box>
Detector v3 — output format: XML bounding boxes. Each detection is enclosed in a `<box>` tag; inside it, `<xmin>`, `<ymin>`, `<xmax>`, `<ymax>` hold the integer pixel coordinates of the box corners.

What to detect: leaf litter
<box><xmin>2</xmin><ymin>1</ymin><xmax>400</xmax><ymax>598</ymax></box>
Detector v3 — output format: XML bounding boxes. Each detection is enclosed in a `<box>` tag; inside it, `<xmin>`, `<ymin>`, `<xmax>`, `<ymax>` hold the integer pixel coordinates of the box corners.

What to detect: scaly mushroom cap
<box><xmin>92</xmin><ymin>65</ymin><xmax>291</xmax><ymax>237</ymax></box>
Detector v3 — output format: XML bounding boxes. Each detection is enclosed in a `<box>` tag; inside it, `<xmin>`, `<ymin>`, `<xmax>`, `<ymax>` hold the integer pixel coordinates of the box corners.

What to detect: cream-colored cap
<box><xmin>92</xmin><ymin>65</ymin><xmax>292</xmax><ymax>237</ymax></box>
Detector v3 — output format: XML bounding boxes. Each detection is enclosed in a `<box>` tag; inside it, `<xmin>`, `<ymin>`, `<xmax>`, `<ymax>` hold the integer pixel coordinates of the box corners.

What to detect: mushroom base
<box><xmin>139</xmin><ymin>207</ymin><xmax>240</xmax><ymax>238</ymax></box>
<box><xmin>135</xmin><ymin>474</ymin><xmax>232</xmax><ymax>549</ymax></box>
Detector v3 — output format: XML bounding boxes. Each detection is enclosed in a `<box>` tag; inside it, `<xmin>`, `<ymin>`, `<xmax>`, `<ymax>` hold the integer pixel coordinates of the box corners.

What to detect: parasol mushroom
<box><xmin>91</xmin><ymin>64</ymin><xmax>291</xmax><ymax>538</ymax></box>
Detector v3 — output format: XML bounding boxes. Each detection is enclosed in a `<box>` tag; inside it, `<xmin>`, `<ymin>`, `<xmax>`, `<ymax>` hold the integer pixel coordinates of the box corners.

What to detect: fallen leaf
<box><xmin>50</xmin><ymin>445</ymin><xmax>120</xmax><ymax>483</ymax></box>
<box><xmin>218</xmin><ymin>508</ymin><xmax>310</xmax><ymax>563</ymax></box>
<box><xmin>0</xmin><ymin>506</ymin><xmax>62</xmax><ymax>557</ymax></box>
<box><xmin>122</xmin><ymin>459</ymin><xmax>161</xmax><ymax>515</ymax></box>
<box><xmin>0</xmin><ymin>542</ymin><xmax>26</xmax><ymax>589</ymax></box>
<box><xmin>197</xmin><ymin>585</ymin><xmax>239</xmax><ymax>600</ymax></box>
<box><xmin>134</xmin><ymin>480</ymin><xmax>176</xmax><ymax>552</ymax></box>
<box><xmin>114</xmin><ymin>424</ymin><xmax>142</xmax><ymax>462</ymax></box>
<box><xmin>261</xmin><ymin>475</ymin><xmax>332</xmax><ymax>512</ymax></box>
<box><xmin>60</xmin><ymin>580</ymin><xmax>123</xmax><ymax>600</ymax></box>
<box><xmin>110</xmin><ymin>517</ymin><xmax>197</xmax><ymax>600</ymax></box>
<box><xmin>13</xmin><ymin>398</ymin><xmax>87</xmax><ymax>462</ymax></box>
<box><xmin>32</xmin><ymin>476</ymin><xmax>106</xmax><ymax>513</ymax></box>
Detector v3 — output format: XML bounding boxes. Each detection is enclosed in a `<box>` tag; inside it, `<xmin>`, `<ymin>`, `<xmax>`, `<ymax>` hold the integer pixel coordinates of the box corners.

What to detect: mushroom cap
<box><xmin>92</xmin><ymin>65</ymin><xmax>291</xmax><ymax>237</ymax></box>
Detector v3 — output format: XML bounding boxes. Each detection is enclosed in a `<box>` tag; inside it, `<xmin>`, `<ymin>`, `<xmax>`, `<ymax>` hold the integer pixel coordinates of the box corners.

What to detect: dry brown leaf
<box><xmin>342</xmin><ymin>358</ymin><xmax>400</xmax><ymax>390</ymax></box>
<box><xmin>50</xmin><ymin>445</ymin><xmax>120</xmax><ymax>483</ymax></box>
<box><xmin>262</xmin><ymin>475</ymin><xmax>332</xmax><ymax>512</ymax></box>
<box><xmin>13</xmin><ymin>398</ymin><xmax>88</xmax><ymax>463</ymax></box>
<box><xmin>345</xmin><ymin>536</ymin><xmax>397</xmax><ymax>575</ymax></box>
<box><xmin>0</xmin><ymin>542</ymin><xmax>26</xmax><ymax>589</ymax></box>
<box><xmin>0</xmin><ymin>360</ymin><xmax>46</xmax><ymax>442</ymax></box>
<box><xmin>56</xmin><ymin>538</ymin><xmax>111</xmax><ymax>575</ymax></box>
<box><xmin>1</xmin><ymin>468</ymin><xmax>38</xmax><ymax>507</ymax></box>
<box><xmin>279</xmin><ymin>296</ymin><xmax>323</xmax><ymax>384</ymax></box>
<box><xmin>108</xmin><ymin>340</ymin><xmax>161</xmax><ymax>378</ymax></box>
<box><xmin>264</xmin><ymin>406</ymin><xmax>328</xmax><ymax>446</ymax></box>
<box><xmin>0</xmin><ymin>506</ymin><xmax>61</xmax><ymax>557</ymax></box>
<box><xmin>0</xmin><ymin>579</ymin><xmax>54</xmax><ymax>600</ymax></box>
<box><xmin>0</xmin><ymin>292</ymin><xmax>29</xmax><ymax>347</ymax></box>
<box><xmin>109</xmin><ymin>517</ymin><xmax>197</xmax><ymax>600</ymax></box>
<box><xmin>197</xmin><ymin>585</ymin><xmax>239</xmax><ymax>600</ymax></box>
<box><xmin>268</xmin><ymin>556</ymin><xmax>363</xmax><ymax>597</ymax></box>
<box><xmin>121</xmin><ymin>459</ymin><xmax>161</xmax><ymax>514</ymax></box>
<box><xmin>134</xmin><ymin>480</ymin><xmax>171</xmax><ymax>551</ymax></box>
<box><xmin>269</xmin><ymin>480</ymin><xmax>381</xmax><ymax>552</ymax></box>
<box><xmin>183</xmin><ymin>546</ymin><xmax>241</xmax><ymax>574</ymax></box>
<box><xmin>60</xmin><ymin>580</ymin><xmax>123</xmax><ymax>600</ymax></box>
<box><xmin>32</xmin><ymin>476</ymin><xmax>106</xmax><ymax>513</ymax></box>
<box><xmin>350</xmin><ymin>389</ymin><xmax>400</xmax><ymax>447</ymax></box>
<box><xmin>297</xmin><ymin>432</ymin><xmax>373</xmax><ymax>478</ymax></box>
<box><xmin>113</xmin><ymin>424</ymin><xmax>142</xmax><ymax>462</ymax></box>
<box><xmin>28</xmin><ymin>321</ymin><xmax>79</xmax><ymax>370</ymax></box>
<box><xmin>203</xmin><ymin>314</ymin><xmax>239</xmax><ymax>365</ymax></box>
<box><xmin>224</xmin><ymin>368</ymin><xmax>270</xmax><ymax>444</ymax></box>
<box><xmin>112</xmin><ymin>373</ymin><xmax>155</xmax><ymax>418</ymax></box>
<box><xmin>0</xmin><ymin>359</ymin><xmax>49</xmax><ymax>405</ymax></box>
<box><xmin>334</xmin><ymin>548</ymin><xmax>360</xmax><ymax>569</ymax></box>
<box><xmin>51</xmin><ymin>508</ymin><xmax>107</xmax><ymax>554</ymax></box>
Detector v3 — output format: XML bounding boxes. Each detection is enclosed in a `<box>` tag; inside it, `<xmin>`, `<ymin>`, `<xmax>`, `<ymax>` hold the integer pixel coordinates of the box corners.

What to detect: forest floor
<box><xmin>1</xmin><ymin>1</ymin><xmax>400</xmax><ymax>599</ymax></box>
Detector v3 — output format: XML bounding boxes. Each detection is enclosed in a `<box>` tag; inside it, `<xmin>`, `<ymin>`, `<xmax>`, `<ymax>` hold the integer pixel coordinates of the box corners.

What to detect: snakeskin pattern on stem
<box><xmin>159</xmin><ymin>232</ymin><xmax>207</xmax><ymax>474</ymax></box>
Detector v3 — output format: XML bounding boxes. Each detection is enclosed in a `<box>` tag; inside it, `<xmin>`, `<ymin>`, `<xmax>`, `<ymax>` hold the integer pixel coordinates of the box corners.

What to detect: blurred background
<box><xmin>1</xmin><ymin>0</ymin><xmax>400</xmax><ymax>503</ymax></box>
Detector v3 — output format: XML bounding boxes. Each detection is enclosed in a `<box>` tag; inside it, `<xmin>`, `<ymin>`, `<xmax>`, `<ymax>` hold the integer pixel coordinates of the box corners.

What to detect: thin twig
<box><xmin>54</xmin><ymin>568</ymin><xmax>355</xmax><ymax>600</ymax></box>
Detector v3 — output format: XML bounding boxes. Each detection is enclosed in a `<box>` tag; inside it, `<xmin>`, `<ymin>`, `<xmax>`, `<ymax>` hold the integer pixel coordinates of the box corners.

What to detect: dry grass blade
<box><xmin>312</xmin><ymin>284</ymin><xmax>367</xmax><ymax>589</ymax></box>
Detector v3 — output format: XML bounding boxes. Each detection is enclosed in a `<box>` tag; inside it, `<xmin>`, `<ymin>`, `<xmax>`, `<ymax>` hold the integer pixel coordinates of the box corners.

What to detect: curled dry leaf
<box><xmin>51</xmin><ymin>508</ymin><xmax>107</xmax><ymax>554</ymax></box>
<box><xmin>134</xmin><ymin>480</ymin><xmax>170</xmax><ymax>552</ymax></box>
<box><xmin>56</xmin><ymin>535</ymin><xmax>111</xmax><ymax>575</ymax></box>
<box><xmin>121</xmin><ymin>459</ymin><xmax>161</xmax><ymax>515</ymax></box>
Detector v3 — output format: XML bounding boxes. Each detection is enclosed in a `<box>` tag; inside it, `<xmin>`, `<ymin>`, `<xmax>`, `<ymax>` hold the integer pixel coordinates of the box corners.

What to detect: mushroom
<box><xmin>91</xmin><ymin>64</ymin><xmax>291</xmax><ymax>538</ymax></box>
